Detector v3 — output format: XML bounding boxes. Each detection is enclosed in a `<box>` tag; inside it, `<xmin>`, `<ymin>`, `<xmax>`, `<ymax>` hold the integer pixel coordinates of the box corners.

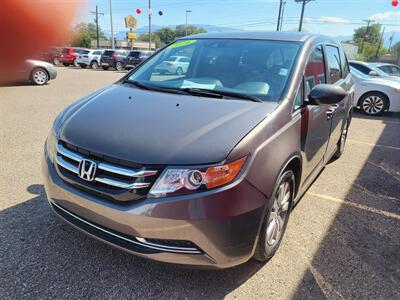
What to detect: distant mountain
<box><xmin>104</xmin><ymin>24</ymin><xmax>243</xmax><ymax>40</ymax></box>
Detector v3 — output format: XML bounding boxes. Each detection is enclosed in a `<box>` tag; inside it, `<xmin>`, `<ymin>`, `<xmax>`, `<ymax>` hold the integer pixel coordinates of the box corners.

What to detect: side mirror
<box><xmin>308</xmin><ymin>84</ymin><xmax>347</xmax><ymax>105</ymax></box>
<box><xmin>369</xmin><ymin>70</ymin><xmax>379</xmax><ymax>76</ymax></box>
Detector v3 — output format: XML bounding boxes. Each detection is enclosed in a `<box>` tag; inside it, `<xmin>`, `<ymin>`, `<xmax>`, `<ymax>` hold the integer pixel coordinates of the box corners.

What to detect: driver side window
<box><xmin>304</xmin><ymin>45</ymin><xmax>326</xmax><ymax>100</ymax></box>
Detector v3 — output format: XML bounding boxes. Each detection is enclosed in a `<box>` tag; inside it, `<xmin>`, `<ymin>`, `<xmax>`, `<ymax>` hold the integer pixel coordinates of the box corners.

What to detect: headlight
<box><xmin>46</xmin><ymin>130</ymin><xmax>57</xmax><ymax>163</ymax></box>
<box><xmin>149</xmin><ymin>157</ymin><xmax>247</xmax><ymax>198</ymax></box>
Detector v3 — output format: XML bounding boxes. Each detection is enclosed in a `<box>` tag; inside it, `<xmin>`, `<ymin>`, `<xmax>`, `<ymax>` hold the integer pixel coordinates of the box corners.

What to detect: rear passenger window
<box><xmin>325</xmin><ymin>45</ymin><xmax>342</xmax><ymax>83</ymax></box>
<box><xmin>304</xmin><ymin>45</ymin><xmax>326</xmax><ymax>99</ymax></box>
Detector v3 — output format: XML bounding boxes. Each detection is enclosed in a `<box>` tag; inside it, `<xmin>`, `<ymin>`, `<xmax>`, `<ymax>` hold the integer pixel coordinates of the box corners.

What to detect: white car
<box><xmin>351</xmin><ymin>66</ymin><xmax>400</xmax><ymax>115</ymax></box>
<box><xmin>76</xmin><ymin>49</ymin><xmax>103</xmax><ymax>69</ymax></box>
<box><xmin>369</xmin><ymin>62</ymin><xmax>400</xmax><ymax>77</ymax></box>
<box><xmin>155</xmin><ymin>56</ymin><xmax>190</xmax><ymax>75</ymax></box>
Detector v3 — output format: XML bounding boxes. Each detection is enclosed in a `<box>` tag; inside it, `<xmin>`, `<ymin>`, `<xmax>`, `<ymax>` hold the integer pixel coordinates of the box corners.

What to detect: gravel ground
<box><xmin>1</xmin><ymin>67</ymin><xmax>399</xmax><ymax>299</ymax></box>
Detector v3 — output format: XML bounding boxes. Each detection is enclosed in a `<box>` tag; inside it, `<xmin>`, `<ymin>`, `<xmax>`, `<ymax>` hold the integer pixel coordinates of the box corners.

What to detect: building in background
<box><xmin>91</xmin><ymin>40</ymin><xmax>156</xmax><ymax>50</ymax></box>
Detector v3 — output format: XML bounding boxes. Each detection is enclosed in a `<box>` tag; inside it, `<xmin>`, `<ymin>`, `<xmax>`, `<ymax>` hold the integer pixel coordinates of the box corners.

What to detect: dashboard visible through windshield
<box><xmin>127</xmin><ymin>39</ymin><xmax>301</xmax><ymax>102</ymax></box>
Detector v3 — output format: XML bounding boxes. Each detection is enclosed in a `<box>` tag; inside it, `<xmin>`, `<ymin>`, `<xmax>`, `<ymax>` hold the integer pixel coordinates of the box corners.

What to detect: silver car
<box><xmin>349</xmin><ymin>60</ymin><xmax>400</xmax><ymax>82</ymax></box>
<box><xmin>351</xmin><ymin>66</ymin><xmax>400</xmax><ymax>115</ymax></box>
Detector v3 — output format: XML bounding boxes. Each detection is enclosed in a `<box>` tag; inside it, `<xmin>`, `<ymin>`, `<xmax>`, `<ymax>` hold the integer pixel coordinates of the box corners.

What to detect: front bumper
<box><xmin>42</xmin><ymin>150</ymin><xmax>266</xmax><ymax>269</ymax></box>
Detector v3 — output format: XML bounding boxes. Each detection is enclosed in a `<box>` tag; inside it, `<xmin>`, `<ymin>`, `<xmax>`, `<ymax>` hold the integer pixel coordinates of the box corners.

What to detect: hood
<box><xmin>59</xmin><ymin>84</ymin><xmax>278</xmax><ymax>165</ymax></box>
<box><xmin>26</xmin><ymin>59</ymin><xmax>53</xmax><ymax>68</ymax></box>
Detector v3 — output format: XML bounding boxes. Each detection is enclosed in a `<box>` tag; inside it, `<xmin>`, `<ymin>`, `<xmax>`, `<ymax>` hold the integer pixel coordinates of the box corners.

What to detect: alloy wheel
<box><xmin>362</xmin><ymin>96</ymin><xmax>384</xmax><ymax>115</ymax></box>
<box><xmin>266</xmin><ymin>180</ymin><xmax>291</xmax><ymax>247</ymax></box>
<box><xmin>33</xmin><ymin>70</ymin><xmax>48</xmax><ymax>85</ymax></box>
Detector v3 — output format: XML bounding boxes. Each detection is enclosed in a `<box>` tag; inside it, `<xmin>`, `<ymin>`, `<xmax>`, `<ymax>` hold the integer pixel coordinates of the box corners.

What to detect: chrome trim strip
<box><xmin>57</xmin><ymin>144</ymin><xmax>84</xmax><ymax>162</ymax></box>
<box><xmin>135</xmin><ymin>237</ymin><xmax>200</xmax><ymax>252</ymax></box>
<box><xmin>56</xmin><ymin>156</ymin><xmax>79</xmax><ymax>174</ymax></box>
<box><xmin>50</xmin><ymin>201</ymin><xmax>201</xmax><ymax>254</ymax></box>
<box><xmin>94</xmin><ymin>176</ymin><xmax>150</xmax><ymax>189</ymax></box>
<box><xmin>97</xmin><ymin>162</ymin><xmax>157</xmax><ymax>178</ymax></box>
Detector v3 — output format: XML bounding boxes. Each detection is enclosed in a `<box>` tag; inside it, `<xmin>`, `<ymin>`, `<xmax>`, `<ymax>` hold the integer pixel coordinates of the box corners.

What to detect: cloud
<box><xmin>369</xmin><ymin>11</ymin><xmax>400</xmax><ymax>21</ymax></box>
<box><xmin>318</xmin><ymin>16</ymin><xmax>350</xmax><ymax>24</ymax></box>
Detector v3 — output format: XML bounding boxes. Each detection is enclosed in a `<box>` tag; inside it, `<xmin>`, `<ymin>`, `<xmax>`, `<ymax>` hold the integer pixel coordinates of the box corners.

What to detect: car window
<box><xmin>128</xmin><ymin>39</ymin><xmax>301</xmax><ymax>102</ymax></box>
<box><xmin>103</xmin><ymin>50</ymin><xmax>114</xmax><ymax>56</ymax></box>
<box><xmin>389</xmin><ymin>66</ymin><xmax>400</xmax><ymax>75</ymax></box>
<box><xmin>93</xmin><ymin>51</ymin><xmax>101</xmax><ymax>55</ymax></box>
<box><xmin>349</xmin><ymin>63</ymin><xmax>371</xmax><ymax>75</ymax></box>
<box><xmin>325</xmin><ymin>45</ymin><xmax>342</xmax><ymax>83</ymax></box>
<box><xmin>304</xmin><ymin>45</ymin><xmax>326</xmax><ymax>98</ymax></box>
<box><xmin>293</xmin><ymin>81</ymin><xmax>304</xmax><ymax>110</ymax></box>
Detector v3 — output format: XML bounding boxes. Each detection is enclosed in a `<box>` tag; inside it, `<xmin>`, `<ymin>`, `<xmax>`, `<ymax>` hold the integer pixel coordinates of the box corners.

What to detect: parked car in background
<box><xmin>0</xmin><ymin>60</ymin><xmax>57</xmax><ymax>85</ymax></box>
<box><xmin>369</xmin><ymin>62</ymin><xmax>400</xmax><ymax>77</ymax></box>
<box><xmin>351</xmin><ymin>66</ymin><xmax>400</xmax><ymax>115</ymax></box>
<box><xmin>349</xmin><ymin>60</ymin><xmax>400</xmax><ymax>82</ymax></box>
<box><xmin>76</xmin><ymin>49</ymin><xmax>103</xmax><ymax>69</ymax></box>
<box><xmin>43</xmin><ymin>32</ymin><xmax>354</xmax><ymax>269</ymax></box>
<box><xmin>100</xmin><ymin>49</ymin><xmax>129</xmax><ymax>71</ymax></box>
<box><xmin>124</xmin><ymin>50</ymin><xmax>154</xmax><ymax>69</ymax></box>
<box><xmin>154</xmin><ymin>55</ymin><xmax>191</xmax><ymax>75</ymax></box>
<box><xmin>60</xmin><ymin>48</ymin><xmax>88</xmax><ymax>67</ymax></box>
<box><xmin>34</xmin><ymin>47</ymin><xmax>62</xmax><ymax>65</ymax></box>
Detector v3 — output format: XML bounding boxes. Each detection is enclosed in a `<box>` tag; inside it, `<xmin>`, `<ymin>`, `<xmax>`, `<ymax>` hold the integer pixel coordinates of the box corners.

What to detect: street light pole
<box><xmin>148</xmin><ymin>0</ymin><xmax>152</xmax><ymax>50</ymax></box>
<box><xmin>91</xmin><ymin>6</ymin><xmax>104</xmax><ymax>48</ymax></box>
<box><xmin>185</xmin><ymin>10</ymin><xmax>192</xmax><ymax>36</ymax></box>
<box><xmin>109</xmin><ymin>0</ymin><xmax>114</xmax><ymax>49</ymax></box>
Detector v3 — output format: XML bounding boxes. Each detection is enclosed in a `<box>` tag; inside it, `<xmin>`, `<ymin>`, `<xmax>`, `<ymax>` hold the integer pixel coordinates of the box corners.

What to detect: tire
<box><xmin>63</xmin><ymin>63</ymin><xmax>69</xmax><ymax>67</ymax></box>
<box><xmin>31</xmin><ymin>68</ymin><xmax>49</xmax><ymax>85</ymax></box>
<box><xmin>359</xmin><ymin>92</ymin><xmax>388</xmax><ymax>116</ymax></box>
<box><xmin>90</xmin><ymin>61</ymin><xmax>99</xmax><ymax>69</ymax></box>
<box><xmin>253</xmin><ymin>170</ymin><xmax>294</xmax><ymax>262</ymax></box>
<box><xmin>176</xmin><ymin>67</ymin><xmax>183</xmax><ymax>76</ymax></box>
<box><xmin>332</xmin><ymin>118</ymin><xmax>349</xmax><ymax>160</ymax></box>
<box><xmin>79</xmin><ymin>64</ymin><xmax>87</xmax><ymax>69</ymax></box>
<box><xmin>73</xmin><ymin>59</ymin><xmax>79</xmax><ymax>67</ymax></box>
<box><xmin>53</xmin><ymin>57</ymin><xmax>60</xmax><ymax>65</ymax></box>
<box><xmin>102</xmin><ymin>66</ymin><xmax>109</xmax><ymax>71</ymax></box>
<box><xmin>115</xmin><ymin>61</ymin><xmax>123</xmax><ymax>71</ymax></box>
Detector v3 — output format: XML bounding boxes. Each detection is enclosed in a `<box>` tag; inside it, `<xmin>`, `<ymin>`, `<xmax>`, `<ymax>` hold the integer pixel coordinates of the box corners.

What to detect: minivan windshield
<box><xmin>127</xmin><ymin>39</ymin><xmax>301</xmax><ymax>102</ymax></box>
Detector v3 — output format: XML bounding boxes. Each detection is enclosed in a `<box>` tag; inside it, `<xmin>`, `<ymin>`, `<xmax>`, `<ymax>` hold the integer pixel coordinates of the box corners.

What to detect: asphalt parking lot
<box><xmin>1</xmin><ymin>67</ymin><xmax>399</xmax><ymax>299</ymax></box>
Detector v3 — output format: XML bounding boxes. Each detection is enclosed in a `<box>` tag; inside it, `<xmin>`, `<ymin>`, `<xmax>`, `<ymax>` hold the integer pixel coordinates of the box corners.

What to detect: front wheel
<box><xmin>31</xmin><ymin>68</ymin><xmax>49</xmax><ymax>85</ymax></box>
<box><xmin>53</xmin><ymin>57</ymin><xmax>60</xmax><ymax>65</ymax></box>
<box><xmin>73</xmin><ymin>59</ymin><xmax>79</xmax><ymax>67</ymax></box>
<box><xmin>253</xmin><ymin>170</ymin><xmax>294</xmax><ymax>262</ymax></box>
<box><xmin>359</xmin><ymin>92</ymin><xmax>388</xmax><ymax>116</ymax></box>
<box><xmin>115</xmin><ymin>61</ymin><xmax>123</xmax><ymax>71</ymax></box>
<box><xmin>176</xmin><ymin>67</ymin><xmax>183</xmax><ymax>75</ymax></box>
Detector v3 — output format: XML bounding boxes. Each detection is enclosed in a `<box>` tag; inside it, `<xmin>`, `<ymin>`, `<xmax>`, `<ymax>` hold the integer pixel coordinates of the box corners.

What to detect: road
<box><xmin>1</xmin><ymin>67</ymin><xmax>399</xmax><ymax>299</ymax></box>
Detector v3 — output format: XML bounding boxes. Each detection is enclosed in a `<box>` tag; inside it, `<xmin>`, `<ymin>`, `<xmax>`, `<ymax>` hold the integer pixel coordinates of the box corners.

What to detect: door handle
<box><xmin>326</xmin><ymin>104</ymin><xmax>339</xmax><ymax>120</ymax></box>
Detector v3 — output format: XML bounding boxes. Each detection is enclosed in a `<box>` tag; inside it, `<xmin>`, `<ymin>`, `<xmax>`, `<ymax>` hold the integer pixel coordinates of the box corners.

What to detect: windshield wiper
<box><xmin>124</xmin><ymin>80</ymin><xmax>188</xmax><ymax>95</ymax></box>
<box><xmin>182</xmin><ymin>88</ymin><xmax>263</xmax><ymax>103</ymax></box>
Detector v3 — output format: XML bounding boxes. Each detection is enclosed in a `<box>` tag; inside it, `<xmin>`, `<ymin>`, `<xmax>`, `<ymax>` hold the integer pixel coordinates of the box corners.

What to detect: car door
<box><xmin>323</xmin><ymin>44</ymin><xmax>352</xmax><ymax>158</ymax></box>
<box><xmin>300</xmin><ymin>45</ymin><xmax>332</xmax><ymax>179</ymax></box>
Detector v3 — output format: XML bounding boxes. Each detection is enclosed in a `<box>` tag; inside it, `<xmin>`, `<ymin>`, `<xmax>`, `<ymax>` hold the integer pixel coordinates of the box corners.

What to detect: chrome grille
<box><xmin>55</xmin><ymin>142</ymin><xmax>160</xmax><ymax>201</ymax></box>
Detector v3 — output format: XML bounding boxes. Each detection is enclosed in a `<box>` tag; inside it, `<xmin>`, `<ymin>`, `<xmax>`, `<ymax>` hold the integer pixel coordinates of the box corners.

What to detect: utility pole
<box><xmin>185</xmin><ymin>10</ymin><xmax>192</xmax><ymax>36</ymax></box>
<box><xmin>279</xmin><ymin>1</ymin><xmax>286</xmax><ymax>31</ymax></box>
<box><xmin>109</xmin><ymin>0</ymin><xmax>114</xmax><ymax>49</ymax></box>
<box><xmin>360</xmin><ymin>19</ymin><xmax>375</xmax><ymax>53</ymax></box>
<box><xmin>375</xmin><ymin>26</ymin><xmax>385</xmax><ymax>59</ymax></box>
<box><xmin>295</xmin><ymin>0</ymin><xmax>313</xmax><ymax>32</ymax></box>
<box><xmin>388</xmin><ymin>32</ymin><xmax>395</xmax><ymax>53</ymax></box>
<box><xmin>148</xmin><ymin>0</ymin><xmax>152</xmax><ymax>50</ymax></box>
<box><xmin>91</xmin><ymin>5</ymin><xmax>104</xmax><ymax>48</ymax></box>
<box><xmin>276</xmin><ymin>0</ymin><xmax>284</xmax><ymax>31</ymax></box>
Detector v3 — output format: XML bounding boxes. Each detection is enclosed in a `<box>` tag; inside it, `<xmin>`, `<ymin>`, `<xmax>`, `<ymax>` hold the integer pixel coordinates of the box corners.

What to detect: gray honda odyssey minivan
<box><xmin>42</xmin><ymin>32</ymin><xmax>354</xmax><ymax>269</ymax></box>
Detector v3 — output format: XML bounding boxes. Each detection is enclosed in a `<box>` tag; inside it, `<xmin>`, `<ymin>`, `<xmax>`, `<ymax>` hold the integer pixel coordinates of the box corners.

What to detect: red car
<box><xmin>60</xmin><ymin>47</ymin><xmax>87</xmax><ymax>67</ymax></box>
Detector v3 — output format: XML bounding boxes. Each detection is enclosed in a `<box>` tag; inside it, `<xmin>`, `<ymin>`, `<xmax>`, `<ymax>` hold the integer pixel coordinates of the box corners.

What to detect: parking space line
<box><xmin>307</xmin><ymin>192</ymin><xmax>400</xmax><ymax>221</ymax></box>
<box><xmin>347</xmin><ymin>139</ymin><xmax>400</xmax><ymax>151</ymax></box>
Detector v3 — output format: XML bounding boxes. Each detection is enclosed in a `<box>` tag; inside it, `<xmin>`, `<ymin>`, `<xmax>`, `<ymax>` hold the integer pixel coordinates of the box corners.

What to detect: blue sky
<box><xmin>75</xmin><ymin>0</ymin><xmax>400</xmax><ymax>37</ymax></box>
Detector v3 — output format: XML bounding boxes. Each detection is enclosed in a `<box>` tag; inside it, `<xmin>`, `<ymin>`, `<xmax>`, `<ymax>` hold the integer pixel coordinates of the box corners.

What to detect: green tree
<box><xmin>137</xmin><ymin>33</ymin><xmax>162</xmax><ymax>48</ymax></box>
<box><xmin>174</xmin><ymin>25</ymin><xmax>206</xmax><ymax>38</ymax></box>
<box><xmin>353</xmin><ymin>23</ymin><xmax>381</xmax><ymax>45</ymax></box>
<box><xmin>155</xmin><ymin>27</ymin><xmax>176</xmax><ymax>45</ymax></box>
<box><xmin>70</xmin><ymin>22</ymin><xmax>106</xmax><ymax>48</ymax></box>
